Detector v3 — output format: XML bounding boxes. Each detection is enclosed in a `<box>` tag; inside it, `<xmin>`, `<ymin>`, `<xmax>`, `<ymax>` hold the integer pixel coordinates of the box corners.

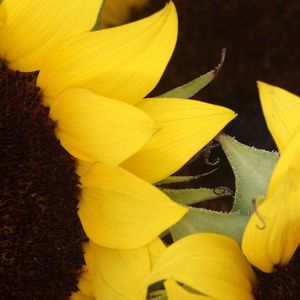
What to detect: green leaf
<box><xmin>161</xmin><ymin>187</ymin><xmax>232</xmax><ymax>206</ymax></box>
<box><xmin>158</xmin><ymin>49</ymin><xmax>225</xmax><ymax>99</ymax></box>
<box><xmin>170</xmin><ymin>207</ymin><xmax>249</xmax><ymax>245</ymax></box>
<box><xmin>217</xmin><ymin>134</ymin><xmax>278</xmax><ymax>214</ymax></box>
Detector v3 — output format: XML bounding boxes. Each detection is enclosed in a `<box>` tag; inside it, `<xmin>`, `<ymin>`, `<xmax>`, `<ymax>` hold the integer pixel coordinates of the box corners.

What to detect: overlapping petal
<box><xmin>76</xmin><ymin>238</ymin><xmax>166</xmax><ymax>300</ymax></box>
<box><xmin>71</xmin><ymin>292</ymin><xmax>95</xmax><ymax>300</ymax></box>
<box><xmin>144</xmin><ymin>233</ymin><xmax>255</xmax><ymax>300</ymax></box>
<box><xmin>147</xmin><ymin>237</ymin><xmax>166</xmax><ymax>267</ymax></box>
<box><xmin>0</xmin><ymin>0</ymin><xmax>103</xmax><ymax>71</ymax></box>
<box><xmin>242</xmin><ymin>131</ymin><xmax>300</xmax><ymax>272</ymax></box>
<box><xmin>121</xmin><ymin>98</ymin><xmax>236</xmax><ymax>183</ymax></box>
<box><xmin>38</xmin><ymin>2</ymin><xmax>177</xmax><ymax>106</ymax></box>
<box><xmin>242</xmin><ymin>175</ymin><xmax>300</xmax><ymax>272</ymax></box>
<box><xmin>257</xmin><ymin>81</ymin><xmax>300</xmax><ymax>152</ymax></box>
<box><xmin>102</xmin><ymin>0</ymin><xmax>149</xmax><ymax>27</ymax></box>
<box><xmin>49</xmin><ymin>88</ymin><xmax>157</xmax><ymax>166</ymax></box>
<box><xmin>84</xmin><ymin>241</ymin><xmax>150</xmax><ymax>300</ymax></box>
<box><xmin>75</xmin><ymin>270</ymin><xmax>94</xmax><ymax>299</ymax></box>
<box><xmin>78</xmin><ymin>162</ymin><xmax>187</xmax><ymax>248</ymax></box>
<box><xmin>77</xmin><ymin>234</ymin><xmax>255</xmax><ymax>300</ymax></box>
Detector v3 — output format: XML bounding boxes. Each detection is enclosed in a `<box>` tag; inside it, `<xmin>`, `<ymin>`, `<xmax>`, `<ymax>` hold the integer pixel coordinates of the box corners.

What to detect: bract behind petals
<box><xmin>144</xmin><ymin>233</ymin><xmax>255</xmax><ymax>300</ymax></box>
<box><xmin>242</xmin><ymin>169</ymin><xmax>300</xmax><ymax>273</ymax></box>
<box><xmin>38</xmin><ymin>2</ymin><xmax>177</xmax><ymax>106</ymax></box>
<box><xmin>257</xmin><ymin>81</ymin><xmax>300</xmax><ymax>152</ymax></box>
<box><xmin>122</xmin><ymin>98</ymin><xmax>236</xmax><ymax>183</ymax></box>
<box><xmin>49</xmin><ymin>88</ymin><xmax>157</xmax><ymax>166</ymax></box>
<box><xmin>78</xmin><ymin>162</ymin><xmax>187</xmax><ymax>249</ymax></box>
<box><xmin>0</xmin><ymin>0</ymin><xmax>103</xmax><ymax>71</ymax></box>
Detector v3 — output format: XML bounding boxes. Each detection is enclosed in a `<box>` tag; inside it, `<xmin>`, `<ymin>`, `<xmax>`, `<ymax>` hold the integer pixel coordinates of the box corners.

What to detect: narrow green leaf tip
<box><xmin>161</xmin><ymin>186</ymin><xmax>232</xmax><ymax>206</ymax></box>
<box><xmin>92</xmin><ymin>0</ymin><xmax>106</xmax><ymax>31</ymax></box>
<box><xmin>156</xmin><ymin>168</ymin><xmax>217</xmax><ymax>185</ymax></box>
<box><xmin>158</xmin><ymin>48</ymin><xmax>226</xmax><ymax>99</ymax></box>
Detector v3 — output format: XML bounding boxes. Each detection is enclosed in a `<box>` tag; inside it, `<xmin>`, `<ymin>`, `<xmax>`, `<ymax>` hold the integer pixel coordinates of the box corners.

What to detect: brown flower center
<box><xmin>0</xmin><ymin>61</ymin><xmax>86</xmax><ymax>299</ymax></box>
<box><xmin>254</xmin><ymin>247</ymin><xmax>300</xmax><ymax>299</ymax></box>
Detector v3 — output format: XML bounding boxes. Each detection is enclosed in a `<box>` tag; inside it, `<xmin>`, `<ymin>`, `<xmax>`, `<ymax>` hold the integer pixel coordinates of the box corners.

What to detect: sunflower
<box><xmin>0</xmin><ymin>0</ymin><xmax>235</xmax><ymax>299</ymax></box>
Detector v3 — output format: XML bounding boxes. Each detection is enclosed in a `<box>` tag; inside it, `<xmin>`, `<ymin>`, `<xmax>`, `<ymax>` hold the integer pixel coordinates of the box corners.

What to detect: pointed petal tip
<box><xmin>256</xmin><ymin>80</ymin><xmax>266</xmax><ymax>86</ymax></box>
<box><xmin>257</xmin><ymin>80</ymin><xmax>275</xmax><ymax>92</ymax></box>
<box><xmin>122</xmin><ymin>99</ymin><xmax>236</xmax><ymax>184</ymax></box>
<box><xmin>219</xmin><ymin>107</ymin><xmax>237</xmax><ymax>124</ymax></box>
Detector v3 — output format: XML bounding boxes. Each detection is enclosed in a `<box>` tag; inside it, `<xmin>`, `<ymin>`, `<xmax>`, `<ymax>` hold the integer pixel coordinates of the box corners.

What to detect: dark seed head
<box><xmin>0</xmin><ymin>61</ymin><xmax>86</xmax><ymax>299</ymax></box>
<box><xmin>254</xmin><ymin>247</ymin><xmax>300</xmax><ymax>300</ymax></box>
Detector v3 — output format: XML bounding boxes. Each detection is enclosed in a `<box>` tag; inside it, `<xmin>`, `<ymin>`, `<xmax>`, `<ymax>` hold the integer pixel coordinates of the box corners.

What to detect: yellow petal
<box><xmin>84</xmin><ymin>241</ymin><xmax>150</xmax><ymax>300</ymax></box>
<box><xmin>257</xmin><ymin>81</ymin><xmax>300</xmax><ymax>152</ymax></box>
<box><xmin>0</xmin><ymin>5</ymin><xmax>6</xmax><ymax>27</ymax></box>
<box><xmin>147</xmin><ymin>238</ymin><xmax>166</xmax><ymax>267</ymax></box>
<box><xmin>268</xmin><ymin>129</ymin><xmax>300</xmax><ymax>195</ymax></box>
<box><xmin>76</xmin><ymin>160</ymin><xmax>95</xmax><ymax>177</ymax></box>
<box><xmin>144</xmin><ymin>233</ymin><xmax>255</xmax><ymax>300</ymax></box>
<box><xmin>49</xmin><ymin>88</ymin><xmax>157</xmax><ymax>166</ymax></box>
<box><xmin>77</xmin><ymin>270</ymin><xmax>94</xmax><ymax>298</ymax></box>
<box><xmin>242</xmin><ymin>169</ymin><xmax>300</xmax><ymax>273</ymax></box>
<box><xmin>0</xmin><ymin>0</ymin><xmax>103</xmax><ymax>71</ymax></box>
<box><xmin>102</xmin><ymin>0</ymin><xmax>149</xmax><ymax>27</ymax></box>
<box><xmin>79</xmin><ymin>162</ymin><xmax>187</xmax><ymax>248</ymax></box>
<box><xmin>122</xmin><ymin>98</ymin><xmax>236</xmax><ymax>183</ymax></box>
<box><xmin>37</xmin><ymin>2</ymin><xmax>177</xmax><ymax>105</ymax></box>
<box><xmin>164</xmin><ymin>279</ymin><xmax>214</xmax><ymax>300</ymax></box>
<box><xmin>71</xmin><ymin>292</ymin><xmax>95</xmax><ymax>300</ymax></box>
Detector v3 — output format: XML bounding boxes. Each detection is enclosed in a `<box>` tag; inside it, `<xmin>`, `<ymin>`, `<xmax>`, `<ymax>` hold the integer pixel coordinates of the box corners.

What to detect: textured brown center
<box><xmin>0</xmin><ymin>61</ymin><xmax>86</xmax><ymax>299</ymax></box>
<box><xmin>254</xmin><ymin>247</ymin><xmax>300</xmax><ymax>299</ymax></box>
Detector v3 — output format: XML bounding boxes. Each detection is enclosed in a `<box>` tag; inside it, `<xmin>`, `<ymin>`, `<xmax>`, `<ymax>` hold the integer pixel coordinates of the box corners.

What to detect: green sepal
<box><xmin>156</xmin><ymin>175</ymin><xmax>203</xmax><ymax>185</ymax></box>
<box><xmin>92</xmin><ymin>0</ymin><xmax>106</xmax><ymax>31</ymax></box>
<box><xmin>156</xmin><ymin>169</ymin><xmax>216</xmax><ymax>186</ymax></box>
<box><xmin>170</xmin><ymin>207</ymin><xmax>249</xmax><ymax>245</ymax></box>
<box><xmin>158</xmin><ymin>49</ymin><xmax>225</xmax><ymax>99</ymax></box>
<box><xmin>147</xmin><ymin>290</ymin><xmax>167</xmax><ymax>300</ymax></box>
<box><xmin>161</xmin><ymin>187</ymin><xmax>232</xmax><ymax>206</ymax></box>
<box><xmin>217</xmin><ymin>134</ymin><xmax>278</xmax><ymax>214</ymax></box>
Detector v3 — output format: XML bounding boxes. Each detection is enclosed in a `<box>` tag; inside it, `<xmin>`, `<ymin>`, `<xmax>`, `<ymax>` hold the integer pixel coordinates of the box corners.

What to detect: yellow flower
<box><xmin>102</xmin><ymin>0</ymin><xmax>149</xmax><ymax>27</ymax></box>
<box><xmin>76</xmin><ymin>234</ymin><xmax>255</xmax><ymax>300</ymax></box>
<box><xmin>0</xmin><ymin>0</ymin><xmax>235</xmax><ymax>298</ymax></box>
<box><xmin>242</xmin><ymin>82</ymin><xmax>300</xmax><ymax>272</ymax></box>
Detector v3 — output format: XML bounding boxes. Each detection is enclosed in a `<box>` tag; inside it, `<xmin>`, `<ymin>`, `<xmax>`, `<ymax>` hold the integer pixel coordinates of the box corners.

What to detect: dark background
<box><xmin>134</xmin><ymin>1</ymin><xmax>300</xmax><ymax>204</ymax></box>
<box><xmin>136</xmin><ymin>0</ymin><xmax>300</xmax><ymax>149</ymax></box>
